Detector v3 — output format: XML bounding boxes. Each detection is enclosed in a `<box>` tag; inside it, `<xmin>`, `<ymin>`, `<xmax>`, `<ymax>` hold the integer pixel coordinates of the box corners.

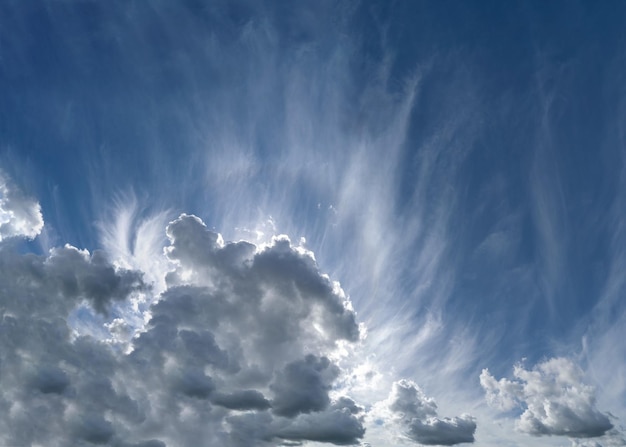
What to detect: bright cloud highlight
<box><xmin>0</xmin><ymin>171</ymin><xmax>43</xmax><ymax>241</ymax></box>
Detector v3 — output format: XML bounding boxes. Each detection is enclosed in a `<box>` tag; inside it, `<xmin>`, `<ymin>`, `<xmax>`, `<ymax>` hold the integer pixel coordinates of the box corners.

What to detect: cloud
<box><xmin>211</xmin><ymin>389</ymin><xmax>271</xmax><ymax>411</ymax></box>
<box><xmin>481</xmin><ymin>357</ymin><xmax>613</xmax><ymax>439</ymax></box>
<box><xmin>373</xmin><ymin>379</ymin><xmax>476</xmax><ymax>445</ymax></box>
<box><xmin>270</xmin><ymin>354</ymin><xmax>339</xmax><ymax>417</ymax></box>
<box><xmin>0</xmin><ymin>212</ymin><xmax>368</xmax><ymax>446</ymax></box>
<box><xmin>0</xmin><ymin>170</ymin><xmax>43</xmax><ymax>241</ymax></box>
<box><xmin>273</xmin><ymin>398</ymin><xmax>366</xmax><ymax>445</ymax></box>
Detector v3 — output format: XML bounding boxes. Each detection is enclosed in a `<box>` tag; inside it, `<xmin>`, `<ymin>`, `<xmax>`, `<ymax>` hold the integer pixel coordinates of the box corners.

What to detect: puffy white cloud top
<box><xmin>0</xmin><ymin>171</ymin><xmax>43</xmax><ymax>241</ymax></box>
<box><xmin>481</xmin><ymin>357</ymin><xmax>613</xmax><ymax>439</ymax></box>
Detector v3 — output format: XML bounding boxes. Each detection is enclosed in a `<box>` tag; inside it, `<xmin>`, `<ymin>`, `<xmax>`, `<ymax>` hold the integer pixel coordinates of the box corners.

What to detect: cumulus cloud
<box><xmin>273</xmin><ymin>398</ymin><xmax>366</xmax><ymax>445</ymax></box>
<box><xmin>0</xmin><ymin>171</ymin><xmax>43</xmax><ymax>241</ymax></box>
<box><xmin>0</xmin><ymin>212</ymin><xmax>367</xmax><ymax>446</ymax></box>
<box><xmin>373</xmin><ymin>379</ymin><xmax>476</xmax><ymax>445</ymax></box>
<box><xmin>480</xmin><ymin>357</ymin><xmax>613</xmax><ymax>439</ymax></box>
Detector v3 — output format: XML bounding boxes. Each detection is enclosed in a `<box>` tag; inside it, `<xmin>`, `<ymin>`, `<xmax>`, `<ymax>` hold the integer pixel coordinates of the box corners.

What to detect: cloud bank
<box><xmin>0</xmin><ymin>207</ymin><xmax>371</xmax><ymax>446</ymax></box>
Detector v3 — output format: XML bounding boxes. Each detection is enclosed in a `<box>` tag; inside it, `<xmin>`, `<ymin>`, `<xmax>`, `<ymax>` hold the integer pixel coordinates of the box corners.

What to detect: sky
<box><xmin>0</xmin><ymin>1</ymin><xmax>625</xmax><ymax>446</ymax></box>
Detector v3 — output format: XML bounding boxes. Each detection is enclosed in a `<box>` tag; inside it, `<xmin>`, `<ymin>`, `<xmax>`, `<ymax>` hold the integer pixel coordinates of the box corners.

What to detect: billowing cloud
<box><xmin>273</xmin><ymin>398</ymin><xmax>366</xmax><ymax>445</ymax></box>
<box><xmin>0</xmin><ymin>171</ymin><xmax>43</xmax><ymax>241</ymax></box>
<box><xmin>480</xmin><ymin>357</ymin><xmax>613</xmax><ymax>439</ymax></box>
<box><xmin>0</xmin><ymin>211</ymin><xmax>368</xmax><ymax>446</ymax></box>
<box><xmin>373</xmin><ymin>379</ymin><xmax>476</xmax><ymax>445</ymax></box>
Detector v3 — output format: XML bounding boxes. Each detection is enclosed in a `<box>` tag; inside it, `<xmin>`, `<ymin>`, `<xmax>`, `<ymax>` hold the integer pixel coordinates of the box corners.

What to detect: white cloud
<box><xmin>0</xmin><ymin>171</ymin><xmax>43</xmax><ymax>241</ymax></box>
<box><xmin>372</xmin><ymin>379</ymin><xmax>476</xmax><ymax>445</ymax></box>
<box><xmin>481</xmin><ymin>357</ymin><xmax>613</xmax><ymax>439</ymax></box>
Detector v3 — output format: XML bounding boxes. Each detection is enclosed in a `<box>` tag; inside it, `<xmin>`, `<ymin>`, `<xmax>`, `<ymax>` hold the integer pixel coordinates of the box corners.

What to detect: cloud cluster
<box><xmin>0</xmin><ymin>212</ymin><xmax>368</xmax><ymax>446</ymax></box>
<box><xmin>480</xmin><ymin>357</ymin><xmax>613</xmax><ymax>439</ymax></box>
<box><xmin>372</xmin><ymin>379</ymin><xmax>476</xmax><ymax>445</ymax></box>
<box><xmin>0</xmin><ymin>171</ymin><xmax>43</xmax><ymax>241</ymax></box>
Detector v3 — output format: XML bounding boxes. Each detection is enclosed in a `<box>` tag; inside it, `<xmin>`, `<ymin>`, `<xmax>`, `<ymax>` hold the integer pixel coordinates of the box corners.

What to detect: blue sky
<box><xmin>1</xmin><ymin>1</ymin><xmax>625</xmax><ymax>446</ymax></box>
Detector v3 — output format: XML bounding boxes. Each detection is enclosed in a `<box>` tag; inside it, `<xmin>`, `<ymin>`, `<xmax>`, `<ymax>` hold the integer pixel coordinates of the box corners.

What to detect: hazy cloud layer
<box><xmin>481</xmin><ymin>358</ymin><xmax>613</xmax><ymax>439</ymax></box>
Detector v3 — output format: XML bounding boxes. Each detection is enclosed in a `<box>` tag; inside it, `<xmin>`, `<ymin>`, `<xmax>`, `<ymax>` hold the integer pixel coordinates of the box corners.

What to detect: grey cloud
<box><xmin>174</xmin><ymin>369</ymin><xmax>216</xmax><ymax>399</ymax></box>
<box><xmin>0</xmin><ymin>212</ymin><xmax>365</xmax><ymax>446</ymax></box>
<box><xmin>211</xmin><ymin>389</ymin><xmax>271</xmax><ymax>410</ymax></box>
<box><xmin>45</xmin><ymin>246</ymin><xmax>146</xmax><ymax>314</ymax></box>
<box><xmin>178</xmin><ymin>329</ymin><xmax>231</xmax><ymax>370</ymax></box>
<box><xmin>122</xmin><ymin>442</ymin><xmax>167</xmax><ymax>447</ymax></box>
<box><xmin>274</xmin><ymin>405</ymin><xmax>366</xmax><ymax>445</ymax></box>
<box><xmin>332</xmin><ymin>396</ymin><xmax>363</xmax><ymax>414</ymax></box>
<box><xmin>384</xmin><ymin>379</ymin><xmax>476</xmax><ymax>445</ymax></box>
<box><xmin>252</xmin><ymin>237</ymin><xmax>360</xmax><ymax>343</ymax></box>
<box><xmin>73</xmin><ymin>413</ymin><xmax>115</xmax><ymax>445</ymax></box>
<box><xmin>481</xmin><ymin>358</ymin><xmax>613</xmax><ymax>438</ymax></box>
<box><xmin>0</xmin><ymin>244</ymin><xmax>144</xmax><ymax>319</ymax></box>
<box><xmin>389</xmin><ymin>379</ymin><xmax>438</xmax><ymax>419</ymax></box>
<box><xmin>226</xmin><ymin>412</ymin><xmax>275</xmax><ymax>447</ymax></box>
<box><xmin>406</xmin><ymin>416</ymin><xmax>477</xmax><ymax>446</ymax></box>
<box><xmin>271</xmin><ymin>354</ymin><xmax>339</xmax><ymax>417</ymax></box>
<box><xmin>161</xmin><ymin>215</ymin><xmax>360</xmax><ymax>372</ymax></box>
<box><xmin>31</xmin><ymin>365</ymin><xmax>70</xmax><ymax>394</ymax></box>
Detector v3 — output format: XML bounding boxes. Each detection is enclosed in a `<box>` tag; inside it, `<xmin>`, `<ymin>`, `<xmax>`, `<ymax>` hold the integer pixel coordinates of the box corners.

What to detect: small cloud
<box><xmin>481</xmin><ymin>357</ymin><xmax>613</xmax><ymax>439</ymax></box>
<box><xmin>373</xmin><ymin>379</ymin><xmax>476</xmax><ymax>445</ymax></box>
<box><xmin>0</xmin><ymin>171</ymin><xmax>43</xmax><ymax>241</ymax></box>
